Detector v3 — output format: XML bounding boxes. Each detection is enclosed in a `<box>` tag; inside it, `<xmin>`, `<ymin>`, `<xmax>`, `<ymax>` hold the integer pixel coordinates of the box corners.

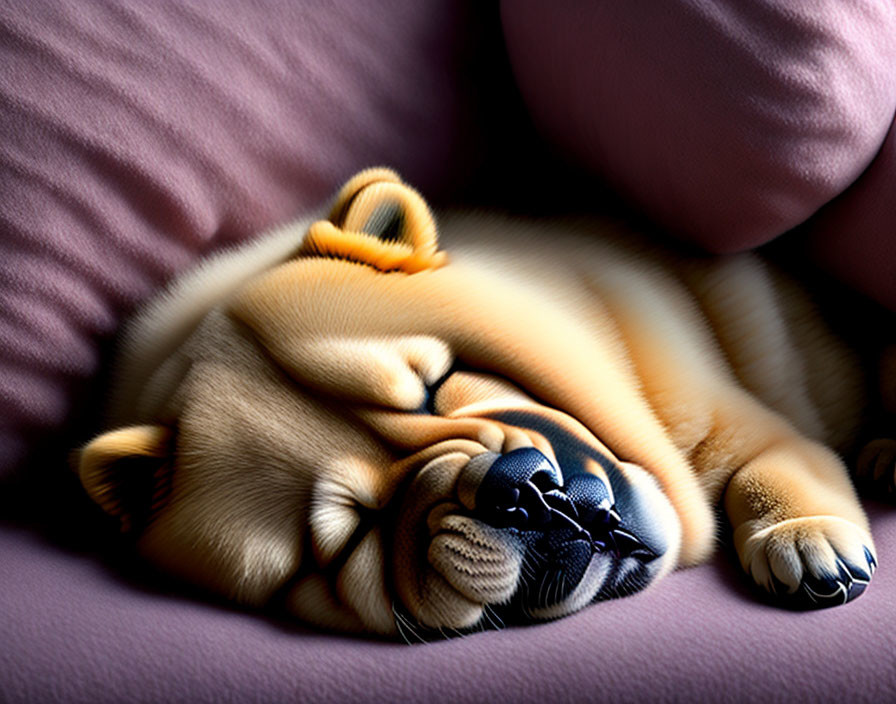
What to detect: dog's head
<box><xmin>78</xmin><ymin>169</ymin><xmax>684</xmax><ymax>637</ymax></box>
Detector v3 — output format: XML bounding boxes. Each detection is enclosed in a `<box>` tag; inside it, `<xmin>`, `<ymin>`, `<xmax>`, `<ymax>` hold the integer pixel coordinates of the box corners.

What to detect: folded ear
<box><xmin>77</xmin><ymin>425</ymin><xmax>173</xmax><ymax>532</ymax></box>
<box><xmin>300</xmin><ymin>167</ymin><xmax>447</xmax><ymax>273</ymax></box>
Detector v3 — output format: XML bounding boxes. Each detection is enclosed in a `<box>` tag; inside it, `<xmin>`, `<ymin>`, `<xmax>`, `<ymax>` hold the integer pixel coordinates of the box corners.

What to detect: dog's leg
<box><xmin>708</xmin><ymin>391</ymin><xmax>877</xmax><ymax>608</ymax></box>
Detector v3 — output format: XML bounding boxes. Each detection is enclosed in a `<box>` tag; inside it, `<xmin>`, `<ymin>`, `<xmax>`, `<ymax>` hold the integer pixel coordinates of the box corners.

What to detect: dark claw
<box><xmin>864</xmin><ymin>546</ymin><xmax>877</xmax><ymax>574</ymax></box>
<box><xmin>767</xmin><ymin>548</ymin><xmax>875</xmax><ymax>610</ymax></box>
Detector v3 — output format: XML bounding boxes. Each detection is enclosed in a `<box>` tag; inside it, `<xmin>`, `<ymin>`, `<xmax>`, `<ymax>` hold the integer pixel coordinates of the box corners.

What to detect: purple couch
<box><xmin>2</xmin><ymin>2</ymin><xmax>895</xmax><ymax>701</ymax></box>
<box><xmin>5</xmin><ymin>505</ymin><xmax>896</xmax><ymax>703</ymax></box>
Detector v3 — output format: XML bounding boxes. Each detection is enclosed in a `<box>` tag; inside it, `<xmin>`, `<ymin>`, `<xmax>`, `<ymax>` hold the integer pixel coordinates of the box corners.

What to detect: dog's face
<box><xmin>79</xmin><ymin>170</ymin><xmax>682</xmax><ymax>637</ymax></box>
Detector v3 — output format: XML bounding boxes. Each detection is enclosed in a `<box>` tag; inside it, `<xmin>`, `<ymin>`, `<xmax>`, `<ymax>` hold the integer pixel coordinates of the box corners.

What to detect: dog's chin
<box><xmin>397</xmin><ymin>451</ymin><xmax>682</xmax><ymax>633</ymax></box>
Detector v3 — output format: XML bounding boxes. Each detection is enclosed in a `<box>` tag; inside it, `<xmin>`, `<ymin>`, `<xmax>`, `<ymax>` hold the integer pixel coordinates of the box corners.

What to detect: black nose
<box><xmin>474</xmin><ymin>448</ymin><xmax>563</xmax><ymax>530</ymax></box>
<box><xmin>473</xmin><ymin>448</ymin><xmax>656</xmax><ymax>562</ymax></box>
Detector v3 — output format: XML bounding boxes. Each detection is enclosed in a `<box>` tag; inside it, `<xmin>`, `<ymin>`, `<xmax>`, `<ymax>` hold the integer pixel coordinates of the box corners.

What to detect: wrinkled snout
<box><xmin>451</xmin><ymin>447</ymin><xmax>659</xmax><ymax>617</ymax></box>
<box><xmin>463</xmin><ymin>448</ymin><xmax>656</xmax><ymax>561</ymax></box>
<box><xmin>395</xmin><ymin>432</ymin><xmax>678</xmax><ymax>632</ymax></box>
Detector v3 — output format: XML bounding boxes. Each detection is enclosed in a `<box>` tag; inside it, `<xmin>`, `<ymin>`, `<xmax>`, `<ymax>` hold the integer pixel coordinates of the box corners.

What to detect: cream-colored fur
<box><xmin>78</xmin><ymin>168</ymin><xmax>878</xmax><ymax>637</ymax></box>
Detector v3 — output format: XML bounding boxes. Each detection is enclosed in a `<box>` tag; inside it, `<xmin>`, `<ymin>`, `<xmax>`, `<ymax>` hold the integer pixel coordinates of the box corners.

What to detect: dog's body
<box><xmin>79</xmin><ymin>169</ymin><xmax>882</xmax><ymax>638</ymax></box>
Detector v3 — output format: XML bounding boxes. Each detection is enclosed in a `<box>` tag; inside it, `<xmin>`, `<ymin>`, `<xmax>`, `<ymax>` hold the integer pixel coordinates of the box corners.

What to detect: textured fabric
<box><xmin>3</xmin><ymin>501</ymin><xmax>896</xmax><ymax>703</ymax></box>
<box><xmin>3</xmin><ymin>3</ymin><xmax>896</xmax><ymax>701</ymax></box>
<box><xmin>501</xmin><ymin>0</ymin><xmax>896</xmax><ymax>252</ymax></box>
<box><xmin>806</xmin><ymin>118</ymin><xmax>896</xmax><ymax>311</ymax></box>
<box><xmin>0</xmin><ymin>0</ymin><xmax>482</xmax><ymax>478</ymax></box>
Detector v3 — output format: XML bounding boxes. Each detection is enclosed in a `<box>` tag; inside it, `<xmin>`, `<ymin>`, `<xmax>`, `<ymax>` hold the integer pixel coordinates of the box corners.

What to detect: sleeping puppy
<box><xmin>77</xmin><ymin>168</ymin><xmax>885</xmax><ymax>638</ymax></box>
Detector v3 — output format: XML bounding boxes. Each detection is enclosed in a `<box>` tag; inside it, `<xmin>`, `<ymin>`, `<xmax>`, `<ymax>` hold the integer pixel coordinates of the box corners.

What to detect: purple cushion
<box><xmin>3</xmin><ymin>501</ymin><xmax>896</xmax><ymax>702</ymax></box>
<box><xmin>806</xmin><ymin>117</ymin><xmax>896</xmax><ymax>311</ymax></box>
<box><xmin>501</xmin><ymin>0</ymin><xmax>896</xmax><ymax>252</ymax></box>
<box><xmin>0</xmin><ymin>1</ymin><xmax>482</xmax><ymax>477</ymax></box>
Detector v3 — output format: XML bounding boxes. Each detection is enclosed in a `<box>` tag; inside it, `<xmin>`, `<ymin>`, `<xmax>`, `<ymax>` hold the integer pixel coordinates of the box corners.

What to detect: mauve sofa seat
<box><xmin>3</xmin><ymin>503</ymin><xmax>896</xmax><ymax>703</ymax></box>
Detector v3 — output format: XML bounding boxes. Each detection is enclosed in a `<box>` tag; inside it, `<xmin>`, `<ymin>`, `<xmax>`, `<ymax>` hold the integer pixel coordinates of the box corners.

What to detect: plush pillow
<box><xmin>805</xmin><ymin>118</ymin><xmax>896</xmax><ymax>311</ymax></box>
<box><xmin>501</xmin><ymin>0</ymin><xmax>896</xmax><ymax>252</ymax></box>
<box><xmin>0</xmin><ymin>1</ymin><xmax>484</xmax><ymax>478</ymax></box>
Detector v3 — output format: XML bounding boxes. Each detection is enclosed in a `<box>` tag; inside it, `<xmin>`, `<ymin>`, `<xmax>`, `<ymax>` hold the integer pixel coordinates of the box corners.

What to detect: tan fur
<box><xmin>78</xmin><ymin>168</ymin><xmax>878</xmax><ymax>635</ymax></box>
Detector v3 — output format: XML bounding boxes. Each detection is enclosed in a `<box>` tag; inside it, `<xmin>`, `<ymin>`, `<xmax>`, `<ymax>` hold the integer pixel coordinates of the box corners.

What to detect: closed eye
<box><xmin>418</xmin><ymin>361</ymin><xmax>468</xmax><ymax>415</ymax></box>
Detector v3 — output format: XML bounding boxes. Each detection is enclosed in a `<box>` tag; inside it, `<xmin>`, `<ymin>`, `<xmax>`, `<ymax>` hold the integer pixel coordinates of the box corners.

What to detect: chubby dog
<box><xmin>77</xmin><ymin>168</ymin><xmax>886</xmax><ymax>638</ymax></box>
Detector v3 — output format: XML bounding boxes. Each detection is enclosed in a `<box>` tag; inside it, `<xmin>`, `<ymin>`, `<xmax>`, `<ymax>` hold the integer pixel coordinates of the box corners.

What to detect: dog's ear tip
<box><xmin>301</xmin><ymin>169</ymin><xmax>445</xmax><ymax>273</ymax></box>
<box><xmin>328</xmin><ymin>167</ymin><xmax>405</xmax><ymax>224</ymax></box>
<box><xmin>78</xmin><ymin>424</ymin><xmax>173</xmax><ymax>528</ymax></box>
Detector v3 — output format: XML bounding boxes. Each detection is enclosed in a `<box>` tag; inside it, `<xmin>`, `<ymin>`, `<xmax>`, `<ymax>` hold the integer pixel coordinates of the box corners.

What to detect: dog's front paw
<box><xmin>738</xmin><ymin>516</ymin><xmax>877</xmax><ymax>609</ymax></box>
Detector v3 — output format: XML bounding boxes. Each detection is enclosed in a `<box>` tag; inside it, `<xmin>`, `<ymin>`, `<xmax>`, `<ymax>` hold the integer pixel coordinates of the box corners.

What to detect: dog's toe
<box><xmin>741</xmin><ymin>516</ymin><xmax>876</xmax><ymax>609</ymax></box>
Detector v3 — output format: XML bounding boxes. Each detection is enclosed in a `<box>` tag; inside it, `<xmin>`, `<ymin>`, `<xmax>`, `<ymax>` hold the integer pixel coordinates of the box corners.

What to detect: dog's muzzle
<box><xmin>458</xmin><ymin>447</ymin><xmax>658</xmax><ymax>611</ymax></box>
